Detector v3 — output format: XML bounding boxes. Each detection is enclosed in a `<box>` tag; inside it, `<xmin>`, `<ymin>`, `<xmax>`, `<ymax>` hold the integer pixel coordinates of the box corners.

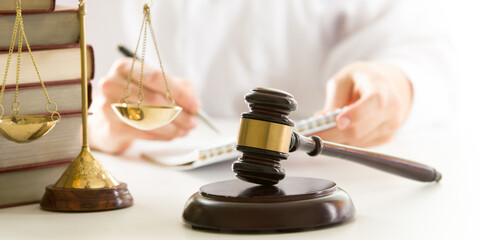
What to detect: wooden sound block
<box><xmin>40</xmin><ymin>183</ymin><xmax>133</xmax><ymax>212</ymax></box>
<box><xmin>183</xmin><ymin>177</ymin><xmax>355</xmax><ymax>232</ymax></box>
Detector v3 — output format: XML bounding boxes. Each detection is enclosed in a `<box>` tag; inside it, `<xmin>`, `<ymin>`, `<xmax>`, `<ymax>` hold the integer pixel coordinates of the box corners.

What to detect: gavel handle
<box><xmin>290</xmin><ymin>132</ymin><xmax>442</xmax><ymax>182</ymax></box>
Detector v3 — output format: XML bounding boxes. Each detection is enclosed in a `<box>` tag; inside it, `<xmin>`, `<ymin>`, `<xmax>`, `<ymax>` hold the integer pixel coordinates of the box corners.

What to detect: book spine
<box><xmin>0</xmin><ymin>45</ymin><xmax>95</xmax><ymax>87</ymax></box>
<box><xmin>0</xmin><ymin>112</ymin><xmax>83</xmax><ymax>170</ymax></box>
<box><xmin>0</xmin><ymin>200</ymin><xmax>40</xmax><ymax>209</ymax></box>
<box><xmin>0</xmin><ymin>9</ymin><xmax>80</xmax><ymax>50</ymax></box>
<box><xmin>2</xmin><ymin>42</ymin><xmax>79</xmax><ymax>52</ymax></box>
<box><xmin>0</xmin><ymin>82</ymin><xmax>93</xmax><ymax>115</ymax></box>
<box><xmin>0</xmin><ymin>0</ymin><xmax>56</xmax><ymax>14</ymax></box>
<box><xmin>0</xmin><ymin>158</ymin><xmax>72</xmax><ymax>174</ymax></box>
<box><xmin>0</xmin><ymin>157</ymin><xmax>71</xmax><ymax>209</ymax></box>
<box><xmin>2</xmin><ymin>79</ymin><xmax>83</xmax><ymax>90</ymax></box>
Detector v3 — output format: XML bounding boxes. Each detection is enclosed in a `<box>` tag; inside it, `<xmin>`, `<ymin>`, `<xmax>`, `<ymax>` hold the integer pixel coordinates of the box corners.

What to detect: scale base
<box><xmin>183</xmin><ymin>177</ymin><xmax>355</xmax><ymax>232</ymax></box>
<box><xmin>40</xmin><ymin>183</ymin><xmax>133</xmax><ymax>212</ymax></box>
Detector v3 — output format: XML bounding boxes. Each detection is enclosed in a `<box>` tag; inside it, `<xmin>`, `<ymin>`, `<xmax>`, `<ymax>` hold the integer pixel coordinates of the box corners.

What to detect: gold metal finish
<box><xmin>0</xmin><ymin>115</ymin><xmax>58</xmax><ymax>143</ymax></box>
<box><xmin>0</xmin><ymin>0</ymin><xmax>61</xmax><ymax>143</ymax></box>
<box><xmin>50</xmin><ymin>0</ymin><xmax>120</xmax><ymax>189</ymax></box>
<box><xmin>40</xmin><ymin>0</ymin><xmax>132</xmax><ymax>212</ymax></box>
<box><xmin>53</xmin><ymin>147</ymin><xmax>120</xmax><ymax>188</ymax></box>
<box><xmin>112</xmin><ymin>3</ymin><xmax>181</xmax><ymax>131</ymax></box>
<box><xmin>237</xmin><ymin>118</ymin><xmax>293</xmax><ymax>153</ymax></box>
<box><xmin>78</xmin><ymin>0</ymin><xmax>89</xmax><ymax>148</ymax></box>
<box><xmin>111</xmin><ymin>103</ymin><xmax>182</xmax><ymax>130</ymax></box>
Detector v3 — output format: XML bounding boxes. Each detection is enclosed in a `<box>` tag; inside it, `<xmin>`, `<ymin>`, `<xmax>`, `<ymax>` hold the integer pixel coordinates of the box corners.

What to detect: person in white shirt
<box><xmin>88</xmin><ymin>0</ymin><xmax>451</xmax><ymax>154</ymax></box>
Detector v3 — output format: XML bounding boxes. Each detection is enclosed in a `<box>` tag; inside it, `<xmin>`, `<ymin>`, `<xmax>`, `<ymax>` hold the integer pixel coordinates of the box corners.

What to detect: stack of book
<box><xmin>0</xmin><ymin>0</ymin><xmax>94</xmax><ymax>208</ymax></box>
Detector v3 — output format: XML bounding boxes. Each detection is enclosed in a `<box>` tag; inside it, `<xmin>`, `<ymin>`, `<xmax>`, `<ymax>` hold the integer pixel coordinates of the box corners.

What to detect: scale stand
<box><xmin>40</xmin><ymin>0</ymin><xmax>133</xmax><ymax>212</ymax></box>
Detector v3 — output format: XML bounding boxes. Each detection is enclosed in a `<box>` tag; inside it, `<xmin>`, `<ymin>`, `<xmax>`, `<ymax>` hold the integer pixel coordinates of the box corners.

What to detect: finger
<box><xmin>99</xmin><ymin>76</ymin><xmax>159</xmax><ymax>106</ymax></box>
<box><xmin>352</xmin><ymin>121</ymin><xmax>395</xmax><ymax>148</ymax></box>
<box><xmin>99</xmin><ymin>74</ymin><xmax>134</xmax><ymax>103</ymax></box>
<box><xmin>322</xmin><ymin>74</ymin><xmax>354</xmax><ymax>112</ymax></box>
<box><xmin>312</xmin><ymin>127</ymin><xmax>348</xmax><ymax>144</ymax></box>
<box><xmin>113</xmin><ymin>58</ymin><xmax>200</xmax><ymax>112</ymax></box>
<box><xmin>311</xmin><ymin>110</ymin><xmax>382</xmax><ymax>146</ymax></box>
<box><xmin>146</xmin><ymin>122</ymin><xmax>192</xmax><ymax>141</ymax></box>
<box><xmin>168</xmin><ymin>110</ymin><xmax>198</xmax><ymax>131</ymax></box>
<box><xmin>312</xmin><ymin>92</ymin><xmax>384</xmax><ymax>144</ymax></box>
<box><xmin>89</xmin><ymin>105</ymin><xmax>159</xmax><ymax>154</ymax></box>
<box><xmin>335</xmin><ymin>90</ymin><xmax>387</xmax><ymax>130</ymax></box>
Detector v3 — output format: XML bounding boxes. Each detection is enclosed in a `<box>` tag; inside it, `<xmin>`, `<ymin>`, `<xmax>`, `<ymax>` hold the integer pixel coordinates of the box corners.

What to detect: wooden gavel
<box><xmin>232</xmin><ymin>88</ymin><xmax>442</xmax><ymax>185</ymax></box>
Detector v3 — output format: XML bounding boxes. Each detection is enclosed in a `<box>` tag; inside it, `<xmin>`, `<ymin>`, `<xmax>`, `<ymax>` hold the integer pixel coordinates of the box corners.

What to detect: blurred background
<box><xmin>54</xmin><ymin>0</ymin><xmax>479</xmax><ymax>150</ymax></box>
<box><xmin>56</xmin><ymin>0</ymin><xmax>479</xmax><ymax>128</ymax></box>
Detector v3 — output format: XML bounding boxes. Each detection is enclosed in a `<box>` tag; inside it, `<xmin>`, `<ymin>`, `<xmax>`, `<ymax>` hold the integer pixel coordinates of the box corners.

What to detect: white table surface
<box><xmin>0</xmin><ymin>119</ymin><xmax>478</xmax><ymax>240</ymax></box>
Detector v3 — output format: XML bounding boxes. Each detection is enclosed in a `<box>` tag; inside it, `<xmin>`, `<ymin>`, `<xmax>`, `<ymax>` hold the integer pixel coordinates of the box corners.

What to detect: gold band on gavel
<box><xmin>237</xmin><ymin>118</ymin><xmax>293</xmax><ymax>154</ymax></box>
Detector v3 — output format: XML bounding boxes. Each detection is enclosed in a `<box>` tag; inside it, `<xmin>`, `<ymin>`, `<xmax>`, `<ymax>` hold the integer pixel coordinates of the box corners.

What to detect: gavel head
<box><xmin>233</xmin><ymin>87</ymin><xmax>297</xmax><ymax>185</ymax></box>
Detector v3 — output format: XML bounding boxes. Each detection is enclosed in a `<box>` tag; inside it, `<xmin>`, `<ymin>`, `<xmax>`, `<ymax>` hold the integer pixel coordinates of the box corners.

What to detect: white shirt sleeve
<box><xmin>323</xmin><ymin>0</ymin><xmax>453</xmax><ymax>128</ymax></box>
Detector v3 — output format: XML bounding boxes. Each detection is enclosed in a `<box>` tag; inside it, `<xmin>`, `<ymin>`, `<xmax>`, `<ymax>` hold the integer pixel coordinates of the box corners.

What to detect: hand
<box><xmin>88</xmin><ymin>58</ymin><xmax>201</xmax><ymax>154</ymax></box>
<box><xmin>315</xmin><ymin>62</ymin><xmax>413</xmax><ymax>147</ymax></box>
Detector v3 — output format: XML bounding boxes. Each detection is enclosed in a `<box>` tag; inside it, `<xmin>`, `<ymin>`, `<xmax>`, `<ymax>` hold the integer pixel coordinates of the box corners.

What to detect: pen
<box><xmin>118</xmin><ymin>45</ymin><xmax>136</xmax><ymax>59</ymax></box>
<box><xmin>117</xmin><ymin>45</ymin><xmax>221</xmax><ymax>134</ymax></box>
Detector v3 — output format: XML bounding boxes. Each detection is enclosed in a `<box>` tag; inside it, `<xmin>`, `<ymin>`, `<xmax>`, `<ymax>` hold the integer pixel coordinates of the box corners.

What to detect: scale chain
<box><xmin>0</xmin><ymin>2</ymin><xmax>21</xmax><ymax>118</ymax></box>
<box><xmin>145</xmin><ymin>6</ymin><xmax>175</xmax><ymax>106</ymax></box>
<box><xmin>122</xmin><ymin>13</ymin><xmax>147</xmax><ymax>104</ymax></box>
<box><xmin>120</xmin><ymin>3</ymin><xmax>176</xmax><ymax>107</ymax></box>
<box><xmin>13</xmin><ymin>7</ymin><xmax>24</xmax><ymax>119</ymax></box>
<box><xmin>137</xmin><ymin>11</ymin><xmax>148</xmax><ymax>106</ymax></box>
<box><xmin>0</xmin><ymin>0</ymin><xmax>60</xmax><ymax>121</ymax></box>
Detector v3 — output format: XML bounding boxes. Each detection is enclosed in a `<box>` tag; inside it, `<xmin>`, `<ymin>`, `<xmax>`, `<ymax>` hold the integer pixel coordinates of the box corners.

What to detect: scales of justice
<box><xmin>1</xmin><ymin>0</ymin><xmax>181</xmax><ymax>211</ymax></box>
<box><xmin>40</xmin><ymin>1</ymin><xmax>181</xmax><ymax>211</ymax></box>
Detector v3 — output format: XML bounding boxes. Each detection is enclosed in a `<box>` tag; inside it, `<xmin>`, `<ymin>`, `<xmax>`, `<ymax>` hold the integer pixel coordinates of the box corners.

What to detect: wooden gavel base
<box><xmin>40</xmin><ymin>183</ymin><xmax>133</xmax><ymax>212</ymax></box>
<box><xmin>183</xmin><ymin>177</ymin><xmax>355</xmax><ymax>232</ymax></box>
